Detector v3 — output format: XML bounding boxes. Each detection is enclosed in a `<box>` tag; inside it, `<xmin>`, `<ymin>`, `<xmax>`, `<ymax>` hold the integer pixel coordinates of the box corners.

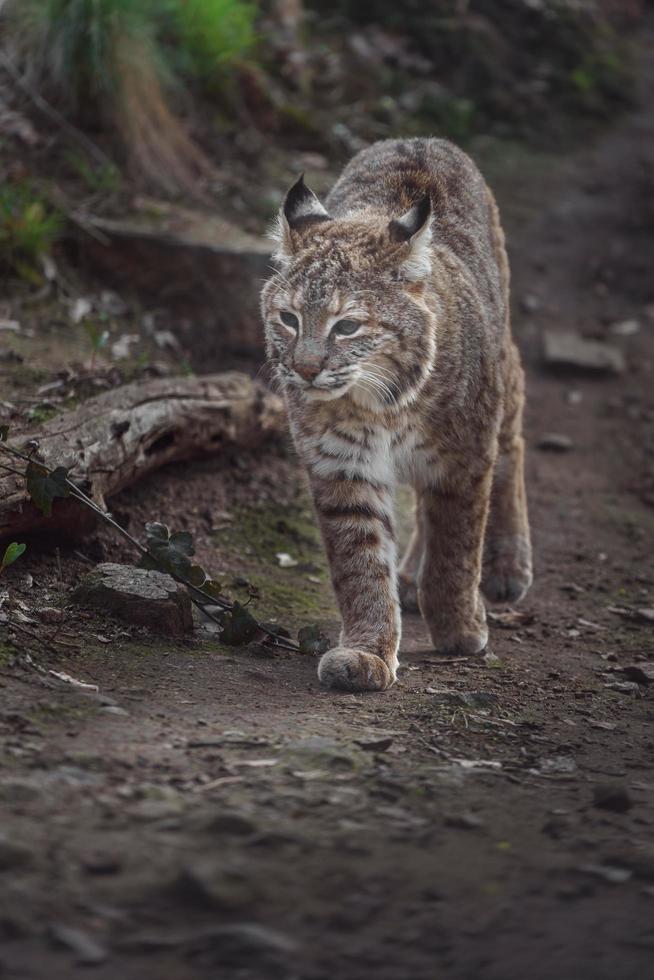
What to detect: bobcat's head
<box><xmin>260</xmin><ymin>176</ymin><xmax>437</xmax><ymax>410</ymax></box>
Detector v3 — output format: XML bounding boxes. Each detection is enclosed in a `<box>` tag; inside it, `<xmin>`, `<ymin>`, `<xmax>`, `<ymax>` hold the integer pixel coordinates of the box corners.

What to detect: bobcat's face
<box><xmin>261</xmin><ymin>178</ymin><xmax>437</xmax><ymax>409</ymax></box>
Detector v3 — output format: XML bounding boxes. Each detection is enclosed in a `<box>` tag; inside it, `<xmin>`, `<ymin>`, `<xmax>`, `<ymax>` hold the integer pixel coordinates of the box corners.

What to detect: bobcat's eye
<box><xmin>332</xmin><ymin>319</ymin><xmax>361</xmax><ymax>337</ymax></box>
<box><xmin>279</xmin><ymin>310</ymin><xmax>299</xmax><ymax>332</ymax></box>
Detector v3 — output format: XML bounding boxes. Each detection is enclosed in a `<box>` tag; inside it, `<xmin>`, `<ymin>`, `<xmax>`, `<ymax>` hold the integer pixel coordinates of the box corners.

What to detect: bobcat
<box><xmin>260</xmin><ymin>138</ymin><xmax>532</xmax><ymax>692</ymax></box>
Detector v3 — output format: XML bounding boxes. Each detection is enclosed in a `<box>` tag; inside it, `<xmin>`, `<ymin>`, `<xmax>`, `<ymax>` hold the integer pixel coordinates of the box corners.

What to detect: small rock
<box><xmin>444</xmin><ymin>811</ymin><xmax>484</xmax><ymax>830</ymax></box>
<box><xmin>275</xmin><ymin>552</ymin><xmax>298</xmax><ymax>568</ymax></box>
<box><xmin>578</xmin><ymin>863</ymin><xmax>632</xmax><ymax>885</ymax></box>
<box><xmin>609</xmin><ymin>318</ymin><xmax>640</xmax><ymax>336</ymax></box>
<box><xmin>353</xmin><ymin>737</ymin><xmax>393</xmax><ymax>753</ymax></box>
<box><xmin>73</xmin><ymin>563</ymin><xmax>193</xmax><ymax>635</ymax></box>
<box><xmin>99</xmin><ymin>705</ymin><xmax>129</xmax><ymax>717</ymax></box>
<box><xmin>36</xmin><ymin>606</ymin><xmax>64</xmax><ymax>624</ymax></box>
<box><xmin>538</xmin><ymin>755</ymin><xmax>577</xmax><ymax>775</ymax></box>
<box><xmin>49</xmin><ymin>924</ymin><xmax>108</xmax><ymax>964</ymax></box>
<box><xmin>284</xmin><ymin>736</ymin><xmax>366</xmax><ymax>771</ymax></box>
<box><xmin>174</xmin><ymin>860</ymin><xmax>258</xmax><ymax>910</ymax></box>
<box><xmin>0</xmin><ymin>836</ymin><xmax>33</xmax><ymax>871</ymax></box>
<box><xmin>605</xmin><ymin>681</ymin><xmax>640</xmax><ymax>695</ymax></box>
<box><xmin>537</xmin><ymin>433</ymin><xmax>573</xmax><ymax>452</ymax></box>
<box><xmin>593</xmin><ymin>783</ymin><xmax>633</xmax><ymax>813</ymax></box>
<box><xmin>82</xmin><ymin>852</ymin><xmax>122</xmax><ymax>875</ymax></box>
<box><xmin>521</xmin><ymin>293</ymin><xmax>541</xmax><ymax>313</ymax></box>
<box><xmin>542</xmin><ymin>330</ymin><xmax>625</xmax><ymax>376</ymax></box>
<box><xmin>617</xmin><ymin>664</ymin><xmax>654</xmax><ymax>685</ymax></box>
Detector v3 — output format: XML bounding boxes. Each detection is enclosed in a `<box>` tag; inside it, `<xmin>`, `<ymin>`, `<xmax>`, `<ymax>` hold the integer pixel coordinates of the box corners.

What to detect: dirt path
<box><xmin>2</xmin><ymin>34</ymin><xmax>654</xmax><ymax>980</ymax></box>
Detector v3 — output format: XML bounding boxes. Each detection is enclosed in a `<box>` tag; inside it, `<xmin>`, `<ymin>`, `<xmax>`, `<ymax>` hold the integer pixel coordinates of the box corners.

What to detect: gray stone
<box><xmin>0</xmin><ymin>778</ymin><xmax>43</xmax><ymax>803</ymax></box>
<box><xmin>175</xmin><ymin>859</ymin><xmax>258</xmax><ymax>910</ymax></box>
<box><xmin>542</xmin><ymin>330</ymin><xmax>625</xmax><ymax>376</ymax></box>
<box><xmin>284</xmin><ymin>735</ymin><xmax>367</xmax><ymax>772</ymax></box>
<box><xmin>537</xmin><ymin>433</ymin><xmax>573</xmax><ymax>452</ymax></box>
<box><xmin>73</xmin><ymin>563</ymin><xmax>193</xmax><ymax>635</ymax></box>
<box><xmin>593</xmin><ymin>783</ymin><xmax>633</xmax><ymax>813</ymax></box>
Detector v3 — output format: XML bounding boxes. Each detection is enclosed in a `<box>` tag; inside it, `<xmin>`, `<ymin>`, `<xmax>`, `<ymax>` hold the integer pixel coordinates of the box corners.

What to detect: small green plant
<box><xmin>1</xmin><ymin>542</ymin><xmax>26</xmax><ymax>575</ymax></box>
<box><xmin>82</xmin><ymin>320</ymin><xmax>110</xmax><ymax>369</ymax></box>
<box><xmin>0</xmin><ymin>181</ymin><xmax>61</xmax><ymax>279</ymax></box>
<box><xmin>170</xmin><ymin>0</ymin><xmax>257</xmax><ymax>80</ymax></box>
<box><xmin>67</xmin><ymin>151</ymin><xmax>122</xmax><ymax>194</ymax></box>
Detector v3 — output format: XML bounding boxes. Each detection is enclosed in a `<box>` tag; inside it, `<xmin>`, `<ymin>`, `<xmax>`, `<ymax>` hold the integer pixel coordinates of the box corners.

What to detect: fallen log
<box><xmin>0</xmin><ymin>372</ymin><xmax>285</xmax><ymax>539</ymax></box>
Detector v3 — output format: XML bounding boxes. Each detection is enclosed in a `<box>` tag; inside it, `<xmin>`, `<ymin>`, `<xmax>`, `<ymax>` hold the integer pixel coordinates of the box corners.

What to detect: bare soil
<box><xmin>1</xmin><ymin>32</ymin><xmax>654</xmax><ymax>980</ymax></box>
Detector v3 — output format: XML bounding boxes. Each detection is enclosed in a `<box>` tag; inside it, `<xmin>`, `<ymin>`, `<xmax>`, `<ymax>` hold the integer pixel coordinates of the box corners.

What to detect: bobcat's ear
<box><xmin>270</xmin><ymin>175</ymin><xmax>330</xmax><ymax>266</ymax></box>
<box><xmin>388</xmin><ymin>194</ymin><xmax>432</xmax><ymax>281</ymax></box>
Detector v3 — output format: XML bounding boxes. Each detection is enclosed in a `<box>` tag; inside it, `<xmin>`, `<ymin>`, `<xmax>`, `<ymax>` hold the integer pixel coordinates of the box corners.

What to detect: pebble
<box><xmin>537</xmin><ymin>433</ymin><xmax>574</xmax><ymax>452</ymax></box>
<box><xmin>609</xmin><ymin>318</ymin><xmax>640</xmax><ymax>336</ymax></box>
<box><xmin>593</xmin><ymin>783</ymin><xmax>633</xmax><ymax>813</ymax></box>
<box><xmin>542</xmin><ymin>330</ymin><xmax>625</xmax><ymax>375</ymax></box>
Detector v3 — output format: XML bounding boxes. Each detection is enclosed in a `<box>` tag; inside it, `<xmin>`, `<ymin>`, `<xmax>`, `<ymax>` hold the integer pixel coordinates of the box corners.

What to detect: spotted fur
<box><xmin>261</xmin><ymin>138</ymin><xmax>532</xmax><ymax>692</ymax></box>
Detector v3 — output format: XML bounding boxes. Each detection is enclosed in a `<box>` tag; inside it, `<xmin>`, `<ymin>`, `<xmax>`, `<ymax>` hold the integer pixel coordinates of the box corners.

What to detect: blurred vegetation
<box><xmin>0</xmin><ymin>0</ymin><xmax>642</xmax><ymax>212</ymax></box>
<box><xmin>2</xmin><ymin>0</ymin><xmax>256</xmax><ymax>194</ymax></box>
<box><xmin>304</xmin><ymin>0</ymin><xmax>635</xmax><ymax>138</ymax></box>
<box><xmin>0</xmin><ymin>179</ymin><xmax>60</xmax><ymax>280</ymax></box>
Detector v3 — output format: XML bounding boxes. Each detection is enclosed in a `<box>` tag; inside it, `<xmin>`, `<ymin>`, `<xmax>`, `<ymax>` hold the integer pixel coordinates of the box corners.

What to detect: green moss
<box><xmin>29</xmin><ymin>700</ymin><xmax>97</xmax><ymax>725</ymax></box>
<box><xmin>27</xmin><ymin>403</ymin><xmax>60</xmax><ymax>425</ymax></box>
<box><xmin>215</xmin><ymin>498</ymin><xmax>337</xmax><ymax>627</ymax></box>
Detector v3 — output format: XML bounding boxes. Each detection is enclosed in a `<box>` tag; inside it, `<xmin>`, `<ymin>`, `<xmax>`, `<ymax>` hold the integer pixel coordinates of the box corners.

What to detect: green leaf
<box><xmin>1</xmin><ymin>542</ymin><xmax>26</xmax><ymax>570</ymax></box>
<box><xmin>25</xmin><ymin>461</ymin><xmax>70</xmax><ymax>517</ymax></box>
<box><xmin>83</xmin><ymin>319</ymin><xmax>109</xmax><ymax>352</ymax></box>
<box><xmin>187</xmin><ymin>564</ymin><xmax>207</xmax><ymax>588</ymax></box>
<box><xmin>142</xmin><ymin>522</ymin><xmax>198</xmax><ymax>580</ymax></box>
<box><xmin>202</xmin><ymin>579</ymin><xmax>225</xmax><ymax>600</ymax></box>
<box><xmin>298</xmin><ymin>624</ymin><xmax>331</xmax><ymax>656</ymax></box>
<box><xmin>219</xmin><ymin>601</ymin><xmax>259</xmax><ymax>646</ymax></box>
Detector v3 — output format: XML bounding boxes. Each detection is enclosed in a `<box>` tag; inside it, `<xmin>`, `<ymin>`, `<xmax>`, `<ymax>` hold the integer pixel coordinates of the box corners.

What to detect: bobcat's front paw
<box><xmin>318</xmin><ymin>648</ymin><xmax>395</xmax><ymax>692</ymax></box>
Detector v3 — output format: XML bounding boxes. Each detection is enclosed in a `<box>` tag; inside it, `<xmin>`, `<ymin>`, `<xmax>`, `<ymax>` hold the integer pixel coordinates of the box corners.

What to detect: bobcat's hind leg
<box><xmin>398</xmin><ymin>495</ymin><xmax>425</xmax><ymax>612</ymax></box>
<box><xmin>419</xmin><ymin>465</ymin><xmax>493</xmax><ymax>657</ymax></box>
<box><xmin>482</xmin><ymin>346</ymin><xmax>532</xmax><ymax>604</ymax></box>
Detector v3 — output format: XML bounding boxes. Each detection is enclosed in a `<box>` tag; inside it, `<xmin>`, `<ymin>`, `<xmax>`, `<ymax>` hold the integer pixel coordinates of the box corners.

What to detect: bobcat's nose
<box><xmin>293</xmin><ymin>355</ymin><xmax>322</xmax><ymax>382</ymax></box>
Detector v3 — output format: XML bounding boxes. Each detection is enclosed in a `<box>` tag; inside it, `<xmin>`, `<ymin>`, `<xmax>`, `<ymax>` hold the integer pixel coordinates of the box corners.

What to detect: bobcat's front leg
<box><xmin>309</xmin><ymin>471</ymin><xmax>400</xmax><ymax>692</ymax></box>
<box><xmin>419</xmin><ymin>464</ymin><xmax>493</xmax><ymax>656</ymax></box>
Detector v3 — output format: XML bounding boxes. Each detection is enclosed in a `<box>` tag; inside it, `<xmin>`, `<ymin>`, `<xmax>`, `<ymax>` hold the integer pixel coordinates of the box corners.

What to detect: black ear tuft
<box><xmin>388</xmin><ymin>194</ymin><xmax>432</xmax><ymax>244</ymax></box>
<box><xmin>282</xmin><ymin>174</ymin><xmax>330</xmax><ymax>229</ymax></box>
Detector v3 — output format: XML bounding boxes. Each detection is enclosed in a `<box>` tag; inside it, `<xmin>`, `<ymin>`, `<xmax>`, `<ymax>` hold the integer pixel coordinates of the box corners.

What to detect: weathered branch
<box><xmin>0</xmin><ymin>371</ymin><xmax>285</xmax><ymax>539</ymax></box>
